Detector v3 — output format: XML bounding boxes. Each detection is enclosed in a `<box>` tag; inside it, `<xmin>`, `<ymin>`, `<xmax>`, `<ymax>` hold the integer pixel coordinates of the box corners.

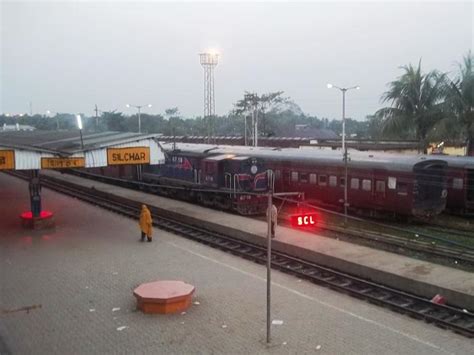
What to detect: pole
<box><xmin>244</xmin><ymin>115</ymin><xmax>247</xmax><ymax>146</ymax></box>
<box><xmin>342</xmin><ymin>89</ymin><xmax>347</xmax><ymax>224</ymax></box>
<box><xmin>255</xmin><ymin>106</ymin><xmax>259</xmax><ymax>147</ymax></box>
<box><xmin>138</xmin><ymin>106</ymin><xmax>142</xmax><ymax>134</ymax></box>
<box><xmin>342</xmin><ymin>90</ymin><xmax>348</xmax><ymax>224</ymax></box>
<box><xmin>266</xmin><ymin>190</ymin><xmax>272</xmax><ymax>344</ymax></box>
<box><xmin>95</xmin><ymin>104</ymin><xmax>99</xmax><ymax>130</ymax></box>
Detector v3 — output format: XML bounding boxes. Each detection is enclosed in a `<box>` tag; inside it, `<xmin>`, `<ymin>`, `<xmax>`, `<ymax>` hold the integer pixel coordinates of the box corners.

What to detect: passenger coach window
<box><xmin>275</xmin><ymin>170</ymin><xmax>281</xmax><ymax>179</ymax></box>
<box><xmin>300</xmin><ymin>173</ymin><xmax>308</xmax><ymax>183</ymax></box>
<box><xmin>309</xmin><ymin>173</ymin><xmax>317</xmax><ymax>184</ymax></box>
<box><xmin>291</xmin><ymin>171</ymin><xmax>299</xmax><ymax>182</ymax></box>
<box><xmin>318</xmin><ymin>175</ymin><xmax>327</xmax><ymax>186</ymax></box>
<box><xmin>340</xmin><ymin>177</ymin><xmax>345</xmax><ymax>187</ymax></box>
<box><xmin>329</xmin><ymin>175</ymin><xmax>337</xmax><ymax>187</ymax></box>
<box><xmin>362</xmin><ymin>179</ymin><xmax>372</xmax><ymax>191</ymax></box>
<box><xmin>453</xmin><ymin>178</ymin><xmax>463</xmax><ymax>190</ymax></box>
<box><xmin>397</xmin><ymin>182</ymin><xmax>408</xmax><ymax>195</ymax></box>
<box><xmin>388</xmin><ymin>177</ymin><xmax>397</xmax><ymax>189</ymax></box>
<box><xmin>350</xmin><ymin>178</ymin><xmax>360</xmax><ymax>190</ymax></box>
<box><xmin>376</xmin><ymin>180</ymin><xmax>386</xmax><ymax>193</ymax></box>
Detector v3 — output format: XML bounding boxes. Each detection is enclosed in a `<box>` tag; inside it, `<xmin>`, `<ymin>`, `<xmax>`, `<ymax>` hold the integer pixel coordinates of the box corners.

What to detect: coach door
<box><xmin>374</xmin><ymin>171</ymin><xmax>386</xmax><ymax>206</ymax></box>
<box><xmin>282</xmin><ymin>170</ymin><xmax>292</xmax><ymax>192</ymax></box>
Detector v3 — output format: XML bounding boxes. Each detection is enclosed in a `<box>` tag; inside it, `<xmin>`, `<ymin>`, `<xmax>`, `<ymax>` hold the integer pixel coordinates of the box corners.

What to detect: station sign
<box><xmin>290</xmin><ymin>213</ymin><xmax>318</xmax><ymax>227</ymax></box>
<box><xmin>0</xmin><ymin>150</ymin><xmax>15</xmax><ymax>170</ymax></box>
<box><xmin>107</xmin><ymin>147</ymin><xmax>150</xmax><ymax>165</ymax></box>
<box><xmin>41</xmin><ymin>157</ymin><xmax>85</xmax><ymax>169</ymax></box>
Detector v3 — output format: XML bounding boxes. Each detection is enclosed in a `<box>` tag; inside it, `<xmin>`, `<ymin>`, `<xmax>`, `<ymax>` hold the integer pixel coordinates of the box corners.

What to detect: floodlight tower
<box><xmin>199</xmin><ymin>51</ymin><xmax>219</xmax><ymax>143</ymax></box>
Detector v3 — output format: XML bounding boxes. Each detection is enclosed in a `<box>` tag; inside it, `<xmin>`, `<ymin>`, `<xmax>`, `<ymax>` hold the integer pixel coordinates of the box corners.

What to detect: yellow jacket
<box><xmin>139</xmin><ymin>205</ymin><xmax>153</xmax><ymax>236</ymax></box>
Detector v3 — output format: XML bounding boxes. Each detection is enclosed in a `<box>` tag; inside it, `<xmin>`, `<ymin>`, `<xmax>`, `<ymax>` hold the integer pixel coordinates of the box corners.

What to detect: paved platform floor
<box><xmin>39</xmin><ymin>169</ymin><xmax>474</xmax><ymax>309</ymax></box>
<box><xmin>0</xmin><ymin>172</ymin><xmax>473</xmax><ymax>354</ymax></box>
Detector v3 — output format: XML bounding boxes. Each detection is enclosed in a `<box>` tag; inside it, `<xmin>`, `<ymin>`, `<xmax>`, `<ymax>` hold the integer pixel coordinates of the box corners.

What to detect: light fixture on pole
<box><xmin>76</xmin><ymin>114</ymin><xmax>84</xmax><ymax>150</ymax></box>
<box><xmin>46</xmin><ymin>110</ymin><xmax>60</xmax><ymax>130</ymax></box>
<box><xmin>126</xmin><ymin>104</ymin><xmax>152</xmax><ymax>134</ymax></box>
<box><xmin>199</xmin><ymin>50</ymin><xmax>219</xmax><ymax>144</ymax></box>
<box><xmin>327</xmin><ymin>83</ymin><xmax>360</xmax><ymax>224</ymax></box>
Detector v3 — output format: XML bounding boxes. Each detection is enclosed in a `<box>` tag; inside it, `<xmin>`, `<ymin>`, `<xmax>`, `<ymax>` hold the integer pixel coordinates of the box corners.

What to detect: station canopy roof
<box><xmin>0</xmin><ymin>131</ymin><xmax>165</xmax><ymax>170</ymax></box>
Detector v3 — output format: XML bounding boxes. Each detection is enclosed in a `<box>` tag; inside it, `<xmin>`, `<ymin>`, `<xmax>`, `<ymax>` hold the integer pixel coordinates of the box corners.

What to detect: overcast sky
<box><xmin>1</xmin><ymin>1</ymin><xmax>472</xmax><ymax>120</ymax></box>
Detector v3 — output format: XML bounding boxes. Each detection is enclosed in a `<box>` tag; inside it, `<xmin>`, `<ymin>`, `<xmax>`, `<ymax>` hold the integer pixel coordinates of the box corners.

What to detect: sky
<box><xmin>1</xmin><ymin>0</ymin><xmax>472</xmax><ymax>120</ymax></box>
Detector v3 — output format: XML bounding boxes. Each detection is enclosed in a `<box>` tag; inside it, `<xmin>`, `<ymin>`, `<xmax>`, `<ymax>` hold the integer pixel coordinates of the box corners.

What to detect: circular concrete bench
<box><xmin>134</xmin><ymin>280</ymin><xmax>195</xmax><ymax>314</ymax></box>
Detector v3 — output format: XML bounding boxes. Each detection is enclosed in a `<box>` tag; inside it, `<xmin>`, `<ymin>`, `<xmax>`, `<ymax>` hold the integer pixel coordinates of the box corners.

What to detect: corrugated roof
<box><xmin>0</xmin><ymin>130</ymin><xmax>159</xmax><ymax>154</ymax></box>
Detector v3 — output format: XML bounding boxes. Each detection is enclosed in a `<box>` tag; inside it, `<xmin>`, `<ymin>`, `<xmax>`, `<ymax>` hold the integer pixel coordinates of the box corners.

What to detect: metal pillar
<box><xmin>29</xmin><ymin>170</ymin><xmax>42</xmax><ymax>217</ymax></box>
<box><xmin>200</xmin><ymin>53</ymin><xmax>218</xmax><ymax>144</ymax></box>
<box><xmin>342</xmin><ymin>89</ymin><xmax>348</xmax><ymax>224</ymax></box>
<box><xmin>266</xmin><ymin>190</ymin><xmax>273</xmax><ymax>344</ymax></box>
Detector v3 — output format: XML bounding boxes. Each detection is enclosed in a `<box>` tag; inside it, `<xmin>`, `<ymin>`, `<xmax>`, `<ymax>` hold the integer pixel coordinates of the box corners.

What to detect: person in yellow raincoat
<box><xmin>139</xmin><ymin>205</ymin><xmax>153</xmax><ymax>242</ymax></box>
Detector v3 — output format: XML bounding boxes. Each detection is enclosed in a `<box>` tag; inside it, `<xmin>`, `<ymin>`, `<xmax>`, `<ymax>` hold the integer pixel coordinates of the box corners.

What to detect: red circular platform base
<box><xmin>20</xmin><ymin>211</ymin><xmax>55</xmax><ymax>230</ymax></box>
<box><xmin>134</xmin><ymin>280</ymin><xmax>195</xmax><ymax>314</ymax></box>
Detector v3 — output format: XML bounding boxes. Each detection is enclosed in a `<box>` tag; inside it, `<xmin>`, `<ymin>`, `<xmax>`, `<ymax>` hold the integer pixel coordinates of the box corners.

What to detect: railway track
<box><xmin>5</xmin><ymin>170</ymin><xmax>474</xmax><ymax>338</ymax></box>
<box><xmin>68</xmin><ymin>169</ymin><xmax>474</xmax><ymax>268</ymax></box>
<box><xmin>275</xmin><ymin>212</ymin><xmax>474</xmax><ymax>269</ymax></box>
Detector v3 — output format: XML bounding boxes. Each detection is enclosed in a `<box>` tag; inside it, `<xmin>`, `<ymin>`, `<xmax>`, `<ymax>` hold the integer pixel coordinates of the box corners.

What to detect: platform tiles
<box><xmin>40</xmin><ymin>169</ymin><xmax>474</xmax><ymax>310</ymax></box>
<box><xmin>0</xmin><ymin>172</ymin><xmax>472</xmax><ymax>354</ymax></box>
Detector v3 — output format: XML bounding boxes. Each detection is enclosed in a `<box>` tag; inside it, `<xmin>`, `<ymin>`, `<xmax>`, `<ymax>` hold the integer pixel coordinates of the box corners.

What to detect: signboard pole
<box><xmin>266</xmin><ymin>190</ymin><xmax>272</xmax><ymax>344</ymax></box>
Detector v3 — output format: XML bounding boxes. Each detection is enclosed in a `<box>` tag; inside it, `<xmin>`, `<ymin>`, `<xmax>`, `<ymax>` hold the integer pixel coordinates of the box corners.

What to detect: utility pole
<box><xmin>94</xmin><ymin>104</ymin><xmax>99</xmax><ymax>130</ymax></box>
<box><xmin>199</xmin><ymin>51</ymin><xmax>219</xmax><ymax>144</ymax></box>
<box><xmin>253</xmin><ymin>104</ymin><xmax>258</xmax><ymax>147</ymax></box>
<box><xmin>126</xmin><ymin>104</ymin><xmax>152</xmax><ymax>134</ymax></box>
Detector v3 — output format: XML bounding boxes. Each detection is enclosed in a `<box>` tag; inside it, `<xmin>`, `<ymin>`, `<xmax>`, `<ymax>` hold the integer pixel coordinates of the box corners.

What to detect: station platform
<box><xmin>39</xmin><ymin>169</ymin><xmax>474</xmax><ymax>310</ymax></box>
<box><xmin>1</xmin><ymin>172</ymin><xmax>473</xmax><ymax>354</ymax></box>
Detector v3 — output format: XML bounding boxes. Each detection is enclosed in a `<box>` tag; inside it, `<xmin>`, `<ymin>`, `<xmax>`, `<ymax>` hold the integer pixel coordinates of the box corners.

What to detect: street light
<box><xmin>76</xmin><ymin>114</ymin><xmax>84</xmax><ymax>150</ymax></box>
<box><xmin>327</xmin><ymin>83</ymin><xmax>360</xmax><ymax>223</ymax></box>
<box><xmin>126</xmin><ymin>104</ymin><xmax>152</xmax><ymax>133</ymax></box>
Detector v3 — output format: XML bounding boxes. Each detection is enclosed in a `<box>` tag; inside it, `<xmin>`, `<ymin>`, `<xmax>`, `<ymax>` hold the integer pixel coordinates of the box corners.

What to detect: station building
<box><xmin>0</xmin><ymin>130</ymin><xmax>165</xmax><ymax>228</ymax></box>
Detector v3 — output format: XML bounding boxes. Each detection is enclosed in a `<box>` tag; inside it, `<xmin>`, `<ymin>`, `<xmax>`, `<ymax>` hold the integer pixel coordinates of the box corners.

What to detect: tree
<box><xmin>103</xmin><ymin>112</ymin><xmax>127</xmax><ymax>131</ymax></box>
<box><xmin>233</xmin><ymin>91</ymin><xmax>286</xmax><ymax>144</ymax></box>
<box><xmin>164</xmin><ymin>107</ymin><xmax>180</xmax><ymax>136</ymax></box>
<box><xmin>376</xmin><ymin>60</ymin><xmax>446</xmax><ymax>152</ymax></box>
<box><xmin>442</xmin><ymin>51</ymin><xmax>474</xmax><ymax>153</ymax></box>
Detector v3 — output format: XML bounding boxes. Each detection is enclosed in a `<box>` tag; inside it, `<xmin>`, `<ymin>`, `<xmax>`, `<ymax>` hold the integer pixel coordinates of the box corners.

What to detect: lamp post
<box><xmin>46</xmin><ymin>110</ymin><xmax>59</xmax><ymax>130</ymax></box>
<box><xmin>126</xmin><ymin>104</ymin><xmax>152</xmax><ymax>133</ymax></box>
<box><xmin>327</xmin><ymin>83</ymin><xmax>359</xmax><ymax>223</ymax></box>
<box><xmin>76</xmin><ymin>114</ymin><xmax>84</xmax><ymax>150</ymax></box>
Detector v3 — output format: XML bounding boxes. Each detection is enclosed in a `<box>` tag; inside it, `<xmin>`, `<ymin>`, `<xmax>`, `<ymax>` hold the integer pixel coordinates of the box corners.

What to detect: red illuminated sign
<box><xmin>290</xmin><ymin>214</ymin><xmax>318</xmax><ymax>227</ymax></box>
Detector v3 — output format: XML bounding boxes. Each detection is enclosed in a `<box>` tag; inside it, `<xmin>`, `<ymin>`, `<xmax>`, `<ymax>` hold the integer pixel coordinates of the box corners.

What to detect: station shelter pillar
<box><xmin>29</xmin><ymin>170</ymin><xmax>42</xmax><ymax>217</ymax></box>
<box><xmin>20</xmin><ymin>169</ymin><xmax>55</xmax><ymax>230</ymax></box>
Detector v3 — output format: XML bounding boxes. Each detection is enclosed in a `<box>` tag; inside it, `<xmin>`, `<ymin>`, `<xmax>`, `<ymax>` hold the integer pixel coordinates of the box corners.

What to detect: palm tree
<box><xmin>443</xmin><ymin>51</ymin><xmax>474</xmax><ymax>154</ymax></box>
<box><xmin>376</xmin><ymin>61</ymin><xmax>446</xmax><ymax>152</ymax></box>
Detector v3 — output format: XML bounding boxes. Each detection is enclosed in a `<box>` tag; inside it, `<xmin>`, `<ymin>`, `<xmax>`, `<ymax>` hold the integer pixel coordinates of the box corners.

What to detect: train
<box><xmin>149</xmin><ymin>143</ymin><xmax>448</xmax><ymax>218</ymax></box>
<box><xmin>81</xmin><ymin>144</ymin><xmax>271</xmax><ymax>215</ymax></box>
<box><xmin>159</xmin><ymin>139</ymin><xmax>474</xmax><ymax>217</ymax></box>
<box><xmin>80</xmin><ymin>142</ymin><xmax>462</xmax><ymax>219</ymax></box>
<box><xmin>142</xmin><ymin>148</ymin><xmax>270</xmax><ymax>215</ymax></box>
<box><xmin>436</xmin><ymin>155</ymin><xmax>474</xmax><ymax>215</ymax></box>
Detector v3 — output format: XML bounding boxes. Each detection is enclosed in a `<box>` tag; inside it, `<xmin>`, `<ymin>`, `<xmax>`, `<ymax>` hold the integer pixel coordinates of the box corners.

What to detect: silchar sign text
<box><xmin>41</xmin><ymin>157</ymin><xmax>85</xmax><ymax>169</ymax></box>
<box><xmin>107</xmin><ymin>147</ymin><xmax>150</xmax><ymax>165</ymax></box>
<box><xmin>0</xmin><ymin>150</ymin><xmax>15</xmax><ymax>170</ymax></box>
